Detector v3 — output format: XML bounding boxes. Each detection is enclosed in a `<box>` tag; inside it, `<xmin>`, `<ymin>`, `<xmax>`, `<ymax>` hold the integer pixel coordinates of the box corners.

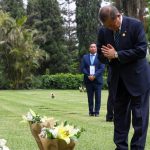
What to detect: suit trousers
<box><xmin>85</xmin><ymin>82</ymin><xmax>102</xmax><ymax>115</ymax></box>
<box><xmin>106</xmin><ymin>82</ymin><xmax>114</xmax><ymax>120</ymax></box>
<box><xmin>114</xmin><ymin>78</ymin><xmax>149</xmax><ymax>150</ymax></box>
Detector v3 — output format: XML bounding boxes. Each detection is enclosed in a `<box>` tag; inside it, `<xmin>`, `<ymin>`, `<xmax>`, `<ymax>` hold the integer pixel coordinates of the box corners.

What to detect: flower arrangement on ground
<box><xmin>22</xmin><ymin>109</ymin><xmax>56</xmax><ymax>150</ymax></box>
<box><xmin>0</xmin><ymin>139</ymin><xmax>10</xmax><ymax>150</ymax></box>
<box><xmin>22</xmin><ymin>109</ymin><xmax>85</xmax><ymax>150</ymax></box>
<box><xmin>39</xmin><ymin>121</ymin><xmax>85</xmax><ymax>150</ymax></box>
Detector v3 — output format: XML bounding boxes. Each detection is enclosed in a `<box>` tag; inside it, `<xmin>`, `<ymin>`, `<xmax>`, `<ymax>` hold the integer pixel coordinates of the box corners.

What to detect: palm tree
<box><xmin>0</xmin><ymin>11</ymin><xmax>45</xmax><ymax>89</ymax></box>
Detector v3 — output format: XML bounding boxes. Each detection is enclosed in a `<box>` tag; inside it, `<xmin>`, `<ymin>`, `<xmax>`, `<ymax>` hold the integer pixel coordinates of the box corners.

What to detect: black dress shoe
<box><xmin>95</xmin><ymin>114</ymin><xmax>99</xmax><ymax>117</ymax></box>
<box><xmin>106</xmin><ymin>118</ymin><xmax>113</xmax><ymax>122</ymax></box>
<box><xmin>89</xmin><ymin>113</ymin><xmax>94</xmax><ymax>116</ymax></box>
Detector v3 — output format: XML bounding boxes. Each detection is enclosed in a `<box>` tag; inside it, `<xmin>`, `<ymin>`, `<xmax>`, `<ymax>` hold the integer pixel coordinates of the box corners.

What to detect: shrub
<box><xmin>0</xmin><ymin>72</ymin><xmax>10</xmax><ymax>89</ymax></box>
<box><xmin>41</xmin><ymin>73</ymin><xmax>83</xmax><ymax>89</ymax></box>
<box><xmin>0</xmin><ymin>73</ymin><xmax>108</xmax><ymax>90</ymax></box>
<box><xmin>41</xmin><ymin>73</ymin><xmax>107</xmax><ymax>90</ymax></box>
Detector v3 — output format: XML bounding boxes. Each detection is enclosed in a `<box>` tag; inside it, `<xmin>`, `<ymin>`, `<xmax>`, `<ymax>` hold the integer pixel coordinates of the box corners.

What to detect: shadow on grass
<box><xmin>67</xmin><ymin>112</ymin><xmax>78</xmax><ymax>115</ymax></box>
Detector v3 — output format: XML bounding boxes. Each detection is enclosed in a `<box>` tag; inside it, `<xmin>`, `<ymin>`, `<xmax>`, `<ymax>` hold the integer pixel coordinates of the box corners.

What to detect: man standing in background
<box><xmin>81</xmin><ymin>43</ymin><xmax>105</xmax><ymax>117</ymax></box>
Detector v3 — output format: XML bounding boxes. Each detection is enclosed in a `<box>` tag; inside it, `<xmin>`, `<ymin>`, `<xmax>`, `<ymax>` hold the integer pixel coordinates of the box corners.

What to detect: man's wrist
<box><xmin>114</xmin><ymin>51</ymin><xmax>118</xmax><ymax>58</ymax></box>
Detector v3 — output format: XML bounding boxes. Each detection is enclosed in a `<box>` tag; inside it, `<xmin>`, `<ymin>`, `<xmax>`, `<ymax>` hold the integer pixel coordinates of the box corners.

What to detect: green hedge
<box><xmin>0</xmin><ymin>73</ymin><xmax>108</xmax><ymax>89</ymax></box>
<box><xmin>41</xmin><ymin>73</ymin><xmax>107</xmax><ymax>90</ymax></box>
<box><xmin>41</xmin><ymin>73</ymin><xmax>83</xmax><ymax>89</ymax></box>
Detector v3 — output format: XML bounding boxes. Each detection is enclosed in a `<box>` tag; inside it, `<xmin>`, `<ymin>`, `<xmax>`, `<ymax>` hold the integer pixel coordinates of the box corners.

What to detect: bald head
<box><xmin>99</xmin><ymin>6</ymin><xmax>120</xmax><ymax>23</ymax></box>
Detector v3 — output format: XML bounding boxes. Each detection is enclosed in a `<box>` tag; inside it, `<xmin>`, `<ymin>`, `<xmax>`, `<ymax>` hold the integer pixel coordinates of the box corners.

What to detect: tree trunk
<box><xmin>115</xmin><ymin>0</ymin><xmax>145</xmax><ymax>20</ymax></box>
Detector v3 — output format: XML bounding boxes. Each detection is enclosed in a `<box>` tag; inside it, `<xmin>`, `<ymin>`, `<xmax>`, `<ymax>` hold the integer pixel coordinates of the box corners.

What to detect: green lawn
<box><xmin>0</xmin><ymin>90</ymin><xmax>149</xmax><ymax>150</ymax></box>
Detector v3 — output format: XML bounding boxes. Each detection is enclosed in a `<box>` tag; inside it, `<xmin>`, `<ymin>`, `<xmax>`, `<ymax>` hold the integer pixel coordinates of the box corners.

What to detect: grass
<box><xmin>0</xmin><ymin>90</ymin><xmax>149</xmax><ymax>150</ymax></box>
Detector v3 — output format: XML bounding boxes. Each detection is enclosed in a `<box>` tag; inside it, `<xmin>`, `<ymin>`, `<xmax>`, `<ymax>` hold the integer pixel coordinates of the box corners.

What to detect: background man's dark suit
<box><xmin>106</xmin><ymin>66</ymin><xmax>114</xmax><ymax>122</ymax></box>
<box><xmin>81</xmin><ymin>53</ymin><xmax>105</xmax><ymax>116</ymax></box>
<box><xmin>97</xmin><ymin>16</ymin><xmax>150</xmax><ymax>149</ymax></box>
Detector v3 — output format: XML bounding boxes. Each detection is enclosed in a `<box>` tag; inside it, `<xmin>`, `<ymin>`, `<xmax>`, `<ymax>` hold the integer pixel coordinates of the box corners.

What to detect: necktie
<box><xmin>114</xmin><ymin>30</ymin><xmax>120</xmax><ymax>50</ymax></box>
<box><xmin>90</xmin><ymin>55</ymin><xmax>95</xmax><ymax>65</ymax></box>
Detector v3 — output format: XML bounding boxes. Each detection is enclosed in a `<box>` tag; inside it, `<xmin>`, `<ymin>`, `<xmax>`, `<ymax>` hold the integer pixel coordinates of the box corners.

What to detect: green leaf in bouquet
<box><xmin>32</xmin><ymin>115</ymin><xmax>42</xmax><ymax>123</ymax></box>
<box><xmin>45</xmin><ymin>128</ymin><xmax>55</xmax><ymax>139</ymax></box>
<box><xmin>75</xmin><ymin>127</ymin><xmax>85</xmax><ymax>139</ymax></box>
<box><xmin>29</xmin><ymin>109</ymin><xmax>36</xmax><ymax>117</ymax></box>
<box><xmin>63</xmin><ymin>121</ymin><xmax>68</xmax><ymax>126</ymax></box>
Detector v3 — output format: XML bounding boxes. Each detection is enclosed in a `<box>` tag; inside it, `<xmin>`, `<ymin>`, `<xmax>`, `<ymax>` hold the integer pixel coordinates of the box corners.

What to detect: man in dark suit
<box><xmin>97</xmin><ymin>6</ymin><xmax>150</xmax><ymax>150</ymax></box>
<box><xmin>81</xmin><ymin>43</ymin><xmax>105</xmax><ymax>117</ymax></box>
<box><xmin>106</xmin><ymin>66</ymin><xmax>114</xmax><ymax>122</ymax></box>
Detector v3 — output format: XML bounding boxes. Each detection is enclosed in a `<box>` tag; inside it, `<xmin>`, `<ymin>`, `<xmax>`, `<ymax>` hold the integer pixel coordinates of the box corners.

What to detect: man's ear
<box><xmin>117</xmin><ymin>14</ymin><xmax>121</xmax><ymax>18</ymax></box>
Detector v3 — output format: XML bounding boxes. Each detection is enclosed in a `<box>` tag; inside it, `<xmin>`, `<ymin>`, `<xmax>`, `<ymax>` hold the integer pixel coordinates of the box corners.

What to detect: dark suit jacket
<box><xmin>97</xmin><ymin>16</ymin><xmax>150</xmax><ymax>96</ymax></box>
<box><xmin>81</xmin><ymin>53</ymin><xmax>105</xmax><ymax>84</ymax></box>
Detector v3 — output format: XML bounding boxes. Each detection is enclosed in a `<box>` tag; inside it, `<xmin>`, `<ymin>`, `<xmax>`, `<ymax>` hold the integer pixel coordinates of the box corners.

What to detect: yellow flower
<box><xmin>57</xmin><ymin>127</ymin><xmax>70</xmax><ymax>144</ymax></box>
<box><xmin>55</xmin><ymin>123</ymin><xmax>80</xmax><ymax>144</ymax></box>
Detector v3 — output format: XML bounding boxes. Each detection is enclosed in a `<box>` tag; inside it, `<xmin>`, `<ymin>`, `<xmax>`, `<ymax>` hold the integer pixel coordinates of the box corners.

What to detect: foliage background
<box><xmin>0</xmin><ymin>0</ymin><xmax>149</xmax><ymax>89</ymax></box>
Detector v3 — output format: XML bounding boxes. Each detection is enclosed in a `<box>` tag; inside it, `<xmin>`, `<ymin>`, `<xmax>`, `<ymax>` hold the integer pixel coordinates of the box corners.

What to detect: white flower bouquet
<box><xmin>22</xmin><ymin>110</ymin><xmax>84</xmax><ymax>150</ymax></box>
<box><xmin>0</xmin><ymin>139</ymin><xmax>10</xmax><ymax>150</ymax></box>
<box><xmin>22</xmin><ymin>109</ymin><xmax>56</xmax><ymax>150</ymax></box>
<box><xmin>39</xmin><ymin>121</ymin><xmax>85</xmax><ymax>150</ymax></box>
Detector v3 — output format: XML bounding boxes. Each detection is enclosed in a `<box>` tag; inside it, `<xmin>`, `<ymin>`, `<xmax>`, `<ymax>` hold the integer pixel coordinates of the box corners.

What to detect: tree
<box><xmin>0</xmin><ymin>0</ymin><xmax>26</xmax><ymax>19</ymax></box>
<box><xmin>114</xmin><ymin>0</ymin><xmax>145</xmax><ymax>20</ymax></box>
<box><xmin>60</xmin><ymin>0</ymin><xmax>77</xmax><ymax>52</ymax></box>
<box><xmin>0</xmin><ymin>11</ymin><xmax>45</xmax><ymax>89</ymax></box>
<box><xmin>26</xmin><ymin>0</ymin><xmax>71</xmax><ymax>74</ymax></box>
<box><xmin>59</xmin><ymin>0</ymin><xmax>79</xmax><ymax>73</ymax></box>
<box><xmin>76</xmin><ymin>0</ymin><xmax>100</xmax><ymax>58</ymax></box>
<box><xmin>114</xmin><ymin>0</ymin><xmax>149</xmax><ymax>38</ymax></box>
